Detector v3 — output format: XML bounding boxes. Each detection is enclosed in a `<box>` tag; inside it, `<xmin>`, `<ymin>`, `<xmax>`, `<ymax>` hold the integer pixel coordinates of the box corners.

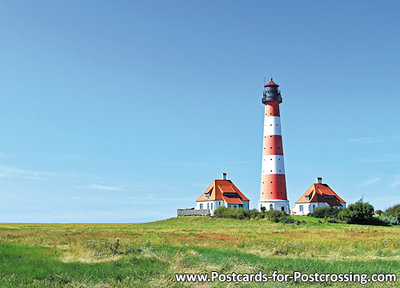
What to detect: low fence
<box><xmin>177</xmin><ymin>208</ymin><xmax>211</xmax><ymax>216</ymax></box>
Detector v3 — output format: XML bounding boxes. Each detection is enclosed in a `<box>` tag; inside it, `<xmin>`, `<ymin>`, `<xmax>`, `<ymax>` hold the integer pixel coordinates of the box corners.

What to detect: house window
<box><xmin>312</xmin><ymin>205</ymin><xmax>315</xmax><ymax>212</ymax></box>
<box><xmin>305</xmin><ymin>196</ymin><xmax>310</xmax><ymax>201</ymax></box>
<box><xmin>281</xmin><ymin>207</ymin><xmax>285</xmax><ymax>211</ymax></box>
<box><xmin>270</xmin><ymin>204</ymin><xmax>273</xmax><ymax>210</ymax></box>
<box><xmin>207</xmin><ymin>203</ymin><xmax>209</xmax><ymax>209</ymax></box>
<box><xmin>211</xmin><ymin>203</ymin><xmax>213</xmax><ymax>210</ymax></box>
<box><xmin>200</xmin><ymin>204</ymin><xmax>203</xmax><ymax>209</ymax></box>
<box><xmin>299</xmin><ymin>205</ymin><xmax>303</xmax><ymax>212</ymax></box>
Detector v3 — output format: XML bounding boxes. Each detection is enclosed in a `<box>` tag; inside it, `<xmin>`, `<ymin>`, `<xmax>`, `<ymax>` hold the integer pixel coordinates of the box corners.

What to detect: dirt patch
<box><xmin>348</xmin><ymin>233</ymin><xmax>384</xmax><ymax>238</ymax></box>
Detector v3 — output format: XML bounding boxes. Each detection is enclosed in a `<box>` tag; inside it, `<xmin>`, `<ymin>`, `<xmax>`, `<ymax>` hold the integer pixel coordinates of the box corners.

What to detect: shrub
<box><xmin>232</xmin><ymin>208</ymin><xmax>250</xmax><ymax>220</ymax></box>
<box><xmin>213</xmin><ymin>207</ymin><xmax>230</xmax><ymax>218</ymax></box>
<box><xmin>337</xmin><ymin>201</ymin><xmax>374</xmax><ymax>224</ymax></box>
<box><xmin>264</xmin><ymin>210</ymin><xmax>287</xmax><ymax>223</ymax></box>
<box><xmin>249</xmin><ymin>209</ymin><xmax>259</xmax><ymax>220</ymax></box>
<box><xmin>384</xmin><ymin>204</ymin><xmax>400</xmax><ymax>219</ymax></box>
<box><xmin>264</xmin><ymin>210</ymin><xmax>298</xmax><ymax>224</ymax></box>
<box><xmin>214</xmin><ymin>207</ymin><xmax>250</xmax><ymax>220</ymax></box>
<box><xmin>255</xmin><ymin>212</ymin><xmax>265</xmax><ymax>220</ymax></box>
<box><xmin>310</xmin><ymin>206</ymin><xmax>340</xmax><ymax>218</ymax></box>
<box><xmin>214</xmin><ymin>207</ymin><xmax>298</xmax><ymax>224</ymax></box>
<box><xmin>378</xmin><ymin>216</ymin><xmax>399</xmax><ymax>225</ymax></box>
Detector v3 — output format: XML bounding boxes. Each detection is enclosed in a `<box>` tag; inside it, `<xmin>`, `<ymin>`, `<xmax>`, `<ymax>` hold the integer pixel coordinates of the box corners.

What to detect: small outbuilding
<box><xmin>292</xmin><ymin>177</ymin><xmax>346</xmax><ymax>216</ymax></box>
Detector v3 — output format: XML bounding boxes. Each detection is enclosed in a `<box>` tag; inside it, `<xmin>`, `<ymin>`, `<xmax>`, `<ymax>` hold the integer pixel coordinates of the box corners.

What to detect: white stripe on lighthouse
<box><xmin>263</xmin><ymin>116</ymin><xmax>282</xmax><ymax>136</ymax></box>
<box><xmin>262</xmin><ymin>155</ymin><xmax>285</xmax><ymax>175</ymax></box>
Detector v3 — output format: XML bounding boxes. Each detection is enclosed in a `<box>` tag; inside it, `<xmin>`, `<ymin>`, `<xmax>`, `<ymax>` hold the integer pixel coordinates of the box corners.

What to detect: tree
<box><xmin>384</xmin><ymin>204</ymin><xmax>400</xmax><ymax>219</ymax></box>
<box><xmin>338</xmin><ymin>201</ymin><xmax>374</xmax><ymax>224</ymax></box>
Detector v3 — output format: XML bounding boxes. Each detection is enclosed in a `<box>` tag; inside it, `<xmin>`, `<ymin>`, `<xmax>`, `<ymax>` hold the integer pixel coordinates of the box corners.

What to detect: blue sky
<box><xmin>0</xmin><ymin>1</ymin><xmax>399</xmax><ymax>222</ymax></box>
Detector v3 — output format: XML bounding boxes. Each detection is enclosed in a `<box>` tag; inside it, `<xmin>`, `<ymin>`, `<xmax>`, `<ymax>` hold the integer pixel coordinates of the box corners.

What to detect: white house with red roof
<box><xmin>292</xmin><ymin>177</ymin><xmax>346</xmax><ymax>216</ymax></box>
<box><xmin>193</xmin><ymin>173</ymin><xmax>250</xmax><ymax>216</ymax></box>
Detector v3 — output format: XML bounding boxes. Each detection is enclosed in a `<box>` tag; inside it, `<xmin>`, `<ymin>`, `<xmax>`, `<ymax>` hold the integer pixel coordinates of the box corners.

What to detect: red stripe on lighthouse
<box><xmin>263</xmin><ymin>135</ymin><xmax>284</xmax><ymax>155</ymax></box>
<box><xmin>260</xmin><ymin>174</ymin><xmax>287</xmax><ymax>200</ymax></box>
<box><xmin>264</xmin><ymin>101</ymin><xmax>280</xmax><ymax>117</ymax></box>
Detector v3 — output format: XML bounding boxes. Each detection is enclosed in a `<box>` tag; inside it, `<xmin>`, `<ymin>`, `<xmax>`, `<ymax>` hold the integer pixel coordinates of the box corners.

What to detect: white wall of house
<box><xmin>292</xmin><ymin>202</ymin><xmax>345</xmax><ymax>216</ymax></box>
<box><xmin>195</xmin><ymin>200</ymin><xmax>249</xmax><ymax>215</ymax></box>
<box><xmin>224</xmin><ymin>201</ymin><xmax>248</xmax><ymax>210</ymax></box>
<box><xmin>195</xmin><ymin>200</ymin><xmax>225</xmax><ymax>216</ymax></box>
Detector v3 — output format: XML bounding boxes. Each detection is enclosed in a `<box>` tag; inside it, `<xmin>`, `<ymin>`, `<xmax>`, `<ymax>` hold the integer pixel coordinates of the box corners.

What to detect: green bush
<box><xmin>384</xmin><ymin>204</ymin><xmax>400</xmax><ymax>219</ymax></box>
<box><xmin>213</xmin><ymin>207</ymin><xmax>230</xmax><ymax>218</ymax></box>
<box><xmin>214</xmin><ymin>207</ymin><xmax>250</xmax><ymax>220</ymax></box>
<box><xmin>255</xmin><ymin>212</ymin><xmax>265</xmax><ymax>220</ymax></box>
<box><xmin>214</xmin><ymin>207</ymin><xmax>299</xmax><ymax>224</ymax></box>
<box><xmin>264</xmin><ymin>210</ymin><xmax>298</xmax><ymax>224</ymax></box>
<box><xmin>337</xmin><ymin>201</ymin><xmax>374</xmax><ymax>224</ymax></box>
<box><xmin>249</xmin><ymin>209</ymin><xmax>260</xmax><ymax>220</ymax></box>
<box><xmin>310</xmin><ymin>206</ymin><xmax>341</xmax><ymax>218</ymax></box>
<box><xmin>264</xmin><ymin>210</ymin><xmax>287</xmax><ymax>223</ymax></box>
<box><xmin>378</xmin><ymin>216</ymin><xmax>399</xmax><ymax>225</ymax></box>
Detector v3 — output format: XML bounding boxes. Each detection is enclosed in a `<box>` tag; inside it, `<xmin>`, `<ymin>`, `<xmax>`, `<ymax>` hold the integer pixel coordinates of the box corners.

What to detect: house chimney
<box><xmin>317</xmin><ymin>177</ymin><xmax>322</xmax><ymax>184</ymax></box>
<box><xmin>222</xmin><ymin>172</ymin><xmax>227</xmax><ymax>180</ymax></box>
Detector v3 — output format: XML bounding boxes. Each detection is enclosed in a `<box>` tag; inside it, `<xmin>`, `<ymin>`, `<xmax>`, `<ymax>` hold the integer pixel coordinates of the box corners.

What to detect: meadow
<box><xmin>0</xmin><ymin>216</ymin><xmax>399</xmax><ymax>287</ymax></box>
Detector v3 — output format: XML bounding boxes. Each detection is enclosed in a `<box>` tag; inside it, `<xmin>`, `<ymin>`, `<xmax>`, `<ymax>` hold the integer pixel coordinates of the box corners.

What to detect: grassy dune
<box><xmin>0</xmin><ymin>217</ymin><xmax>399</xmax><ymax>287</ymax></box>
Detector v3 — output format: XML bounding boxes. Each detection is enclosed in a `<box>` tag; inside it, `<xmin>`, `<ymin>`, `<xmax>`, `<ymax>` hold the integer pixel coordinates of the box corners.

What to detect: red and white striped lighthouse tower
<box><xmin>259</xmin><ymin>79</ymin><xmax>290</xmax><ymax>213</ymax></box>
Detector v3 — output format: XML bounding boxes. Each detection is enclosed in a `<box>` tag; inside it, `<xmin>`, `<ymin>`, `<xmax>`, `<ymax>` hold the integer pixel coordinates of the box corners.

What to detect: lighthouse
<box><xmin>259</xmin><ymin>78</ymin><xmax>290</xmax><ymax>213</ymax></box>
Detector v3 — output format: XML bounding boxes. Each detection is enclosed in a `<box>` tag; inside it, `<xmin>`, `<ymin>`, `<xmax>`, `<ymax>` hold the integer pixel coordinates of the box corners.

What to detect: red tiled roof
<box><xmin>219</xmin><ymin>185</ymin><xmax>236</xmax><ymax>193</ymax></box>
<box><xmin>224</xmin><ymin>197</ymin><xmax>243</xmax><ymax>205</ymax></box>
<box><xmin>296</xmin><ymin>183</ymin><xmax>345</xmax><ymax>207</ymax></box>
<box><xmin>196</xmin><ymin>179</ymin><xmax>249</xmax><ymax>203</ymax></box>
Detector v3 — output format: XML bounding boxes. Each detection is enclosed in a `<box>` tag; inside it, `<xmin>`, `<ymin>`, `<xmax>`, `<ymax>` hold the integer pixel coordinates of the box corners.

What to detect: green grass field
<box><xmin>0</xmin><ymin>217</ymin><xmax>399</xmax><ymax>287</ymax></box>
